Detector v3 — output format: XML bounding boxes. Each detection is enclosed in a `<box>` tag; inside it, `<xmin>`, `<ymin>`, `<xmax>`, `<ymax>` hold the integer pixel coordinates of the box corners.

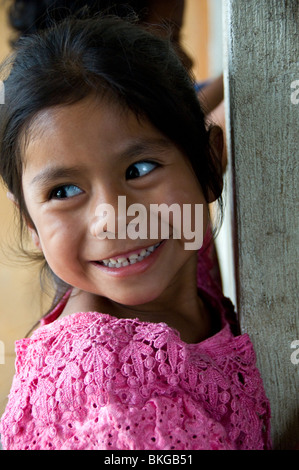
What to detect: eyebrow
<box><xmin>29</xmin><ymin>137</ymin><xmax>172</xmax><ymax>187</ymax></box>
<box><xmin>119</xmin><ymin>138</ymin><xmax>172</xmax><ymax>160</ymax></box>
<box><xmin>30</xmin><ymin>166</ymin><xmax>84</xmax><ymax>187</ymax></box>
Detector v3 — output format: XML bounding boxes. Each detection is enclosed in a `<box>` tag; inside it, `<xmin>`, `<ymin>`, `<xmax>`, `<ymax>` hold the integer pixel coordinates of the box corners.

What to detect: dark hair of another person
<box><xmin>9</xmin><ymin>0</ymin><xmax>150</xmax><ymax>38</ymax></box>
<box><xmin>0</xmin><ymin>15</ymin><xmax>223</xmax><ymax>315</ymax></box>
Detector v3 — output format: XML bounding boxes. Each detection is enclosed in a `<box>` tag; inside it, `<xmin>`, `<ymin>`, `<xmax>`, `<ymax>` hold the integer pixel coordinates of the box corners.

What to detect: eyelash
<box><xmin>48</xmin><ymin>184</ymin><xmax>83</xmax><ymax>200</ymax></box>
<box><xmin>48</xmin><ymin>160</ymin><xmax>159</xmax><ymax>199</ymax></box>
<box><xmin>125</xmin><ymin>160</ymin><xmax>159</xmax><ymax>180</ymax></box>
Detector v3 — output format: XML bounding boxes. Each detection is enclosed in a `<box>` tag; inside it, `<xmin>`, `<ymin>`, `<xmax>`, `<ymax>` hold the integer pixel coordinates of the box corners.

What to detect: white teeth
<box><xmin>99</xmin><ymin>242</ymin><xmax>162</xmax><ymax>268</ymax></box>
<box><xmin>128</xmin><ymin>253</ymin><xmax>139</xmax><ymax>260</ymax></box>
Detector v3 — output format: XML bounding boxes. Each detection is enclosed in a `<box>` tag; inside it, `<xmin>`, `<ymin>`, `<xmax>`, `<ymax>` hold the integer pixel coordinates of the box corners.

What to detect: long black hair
<box><xmin>0</xmin><ymin>14</ymin><xmax>223</xmax><ymax>313</ymax></box>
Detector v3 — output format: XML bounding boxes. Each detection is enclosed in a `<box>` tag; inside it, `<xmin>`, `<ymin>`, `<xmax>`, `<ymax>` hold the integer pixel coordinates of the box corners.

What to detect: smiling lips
<box><xmin>95</xmin><ymin>241</ymin><xmax>163</xmax><ymax>269</ymax></box>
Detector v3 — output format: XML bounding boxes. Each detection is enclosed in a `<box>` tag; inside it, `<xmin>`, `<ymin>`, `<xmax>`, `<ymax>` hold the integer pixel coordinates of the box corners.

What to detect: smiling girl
<box><xmin>0</xmin><ymin>16</ymin><xmax>271</xmax><ymax>450</ymax></box>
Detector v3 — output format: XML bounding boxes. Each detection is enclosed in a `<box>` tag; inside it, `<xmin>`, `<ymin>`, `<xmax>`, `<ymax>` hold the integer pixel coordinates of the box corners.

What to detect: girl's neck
<box><xmin>58</xmin><ymin>253</ymin><xmax>216</xmax><ymax>344</ymax></box>
<box><xmin>60</xmin><ymin>284</ymin><xmax>213</xmax><ymax>345</ymax></box>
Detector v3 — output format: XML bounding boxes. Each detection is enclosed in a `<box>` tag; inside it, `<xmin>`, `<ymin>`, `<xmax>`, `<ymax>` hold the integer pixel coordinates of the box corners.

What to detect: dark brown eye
<box><xmin>125</xmin><ymin>161</ymin><xmax>158</xmax><ymax>180</ymax></box>
<box><xmin>49</xmin><ymin>184</ymin><xmax>82</xmax><ymax>199</ymax></box>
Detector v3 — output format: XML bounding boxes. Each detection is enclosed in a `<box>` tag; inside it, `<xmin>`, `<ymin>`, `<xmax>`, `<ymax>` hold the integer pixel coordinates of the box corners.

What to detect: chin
<box><xmin>111</xmin><ymin>289</ymin><xmax>162</xmax><ymax>309</ymax></box>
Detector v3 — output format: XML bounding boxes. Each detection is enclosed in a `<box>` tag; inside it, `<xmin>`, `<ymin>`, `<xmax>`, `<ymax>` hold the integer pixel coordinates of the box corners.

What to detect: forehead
<box><xmin>21</xmin><ymin>96</ymin><xmax>129</xmax><ymax>160</ymax></box>
<box><xmin>21</xmin><ymin>95</ymin><xmax>171</xmax><ymax>171</ymax></box>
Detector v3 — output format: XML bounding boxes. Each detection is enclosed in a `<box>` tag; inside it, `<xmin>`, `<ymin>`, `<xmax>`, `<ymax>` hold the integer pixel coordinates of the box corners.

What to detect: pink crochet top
<box><xmin>0</xmin><ymin>246</ymin><xmax>271</xmax><ymax>450</ymax></box>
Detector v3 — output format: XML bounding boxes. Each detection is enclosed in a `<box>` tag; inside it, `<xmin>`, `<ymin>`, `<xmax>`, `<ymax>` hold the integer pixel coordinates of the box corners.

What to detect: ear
<box><xmin>209</xmin><ymin>125</ymin><xmax>224</xmax><ymax>167</ymax></box>
<box><xmin>207</xmin><ymin>101</ymin><xmax>227</xmax><ymax>172</ymax></box>
<box><xmin>206</xmin><ymin>125</ymin><xmax>224</xmax><ymax>203</ymax></box>
<box><xmin>27</xmin><ymin>226</ymin><xmax>42</xmax><ymax>250</ymax></box>
<box><xmin>7</xmin><ymin>191</ymin><xmax>42</xmax><ymax>251</ymax></box>
<box><xmin>7</xmin><ymin>191</ymin><xmax>17</xmax><ymax>205</ymax></box>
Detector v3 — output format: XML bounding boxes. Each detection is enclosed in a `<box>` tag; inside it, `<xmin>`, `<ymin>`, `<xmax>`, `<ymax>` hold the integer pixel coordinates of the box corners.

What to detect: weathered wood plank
<box><xmin>223</xmin><ymin>0</ymin><xmax>299</xmax><ymax>449</ymax></box>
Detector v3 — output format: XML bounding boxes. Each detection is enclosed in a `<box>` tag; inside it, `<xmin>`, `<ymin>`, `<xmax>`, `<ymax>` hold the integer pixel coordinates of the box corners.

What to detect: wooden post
<box><xmin>223</xmin><ymin>0</ymin><xmax>299</xmax><ymax>449</ymax></box>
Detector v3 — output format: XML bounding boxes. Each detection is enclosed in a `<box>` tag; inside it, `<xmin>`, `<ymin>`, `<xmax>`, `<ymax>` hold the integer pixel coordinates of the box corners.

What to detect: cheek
<box><xmin>170</xmin><ymin>174</ymin><xmax>210</xmax><ymax>245</ymax></box>
<box><xmin>147</xmin><ymin>178</ymin><xmax>208</xmax><ymax>248</ymax></box>
<box><xmin>38</xmin><ymin>228</ymin><xmax>85</xmax><ymax>289</ymax></box>
<box><xmin>36</xmin><ymin>216</ymin><xmax>81</xmax><ymax>264</ymax></box>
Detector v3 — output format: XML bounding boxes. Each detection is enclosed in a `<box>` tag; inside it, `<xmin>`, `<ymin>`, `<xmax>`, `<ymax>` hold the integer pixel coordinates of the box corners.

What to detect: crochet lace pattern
<box><xmin>0</xmin><ymin>246</ymin><xmax>271</xmax><ymax>450</ymax></box>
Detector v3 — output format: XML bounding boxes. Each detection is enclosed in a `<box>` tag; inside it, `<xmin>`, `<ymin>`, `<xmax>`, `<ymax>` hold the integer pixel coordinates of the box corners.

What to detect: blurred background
<box><xmin>0</xmin><ymin>0</ymin><xmax>224</xmax><ymax>417</ymax></box>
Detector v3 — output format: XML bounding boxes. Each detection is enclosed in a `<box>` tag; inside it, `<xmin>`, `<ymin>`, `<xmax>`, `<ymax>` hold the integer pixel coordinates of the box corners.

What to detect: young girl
<box><xmin>0</xmin><ymin>16</ymin><xmax>271</xmax><ymax>450</ymax></box>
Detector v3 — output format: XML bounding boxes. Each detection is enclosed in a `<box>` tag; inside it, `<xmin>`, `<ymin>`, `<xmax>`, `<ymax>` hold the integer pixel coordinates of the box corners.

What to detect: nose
<box><xmin>90</xmin><ymin>193</ymin><xmax>150</xmax><ymax>241</ymax></box>
<box><xmin>89</xmin><ymin>189</ymin><xmax>126</xmax><ymax>240</ymax></box>
<box><xmin>90</xmin><ymin>191</ymin><xmax>145</xmax><ymax>240</ymax></box>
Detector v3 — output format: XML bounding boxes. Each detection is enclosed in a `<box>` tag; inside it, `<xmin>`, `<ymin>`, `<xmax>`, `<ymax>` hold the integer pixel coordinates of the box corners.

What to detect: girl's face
<box><xmin>21</xmin><ymin>96</ymin><xmax>209</xmax><ymax>308</ymax></box>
